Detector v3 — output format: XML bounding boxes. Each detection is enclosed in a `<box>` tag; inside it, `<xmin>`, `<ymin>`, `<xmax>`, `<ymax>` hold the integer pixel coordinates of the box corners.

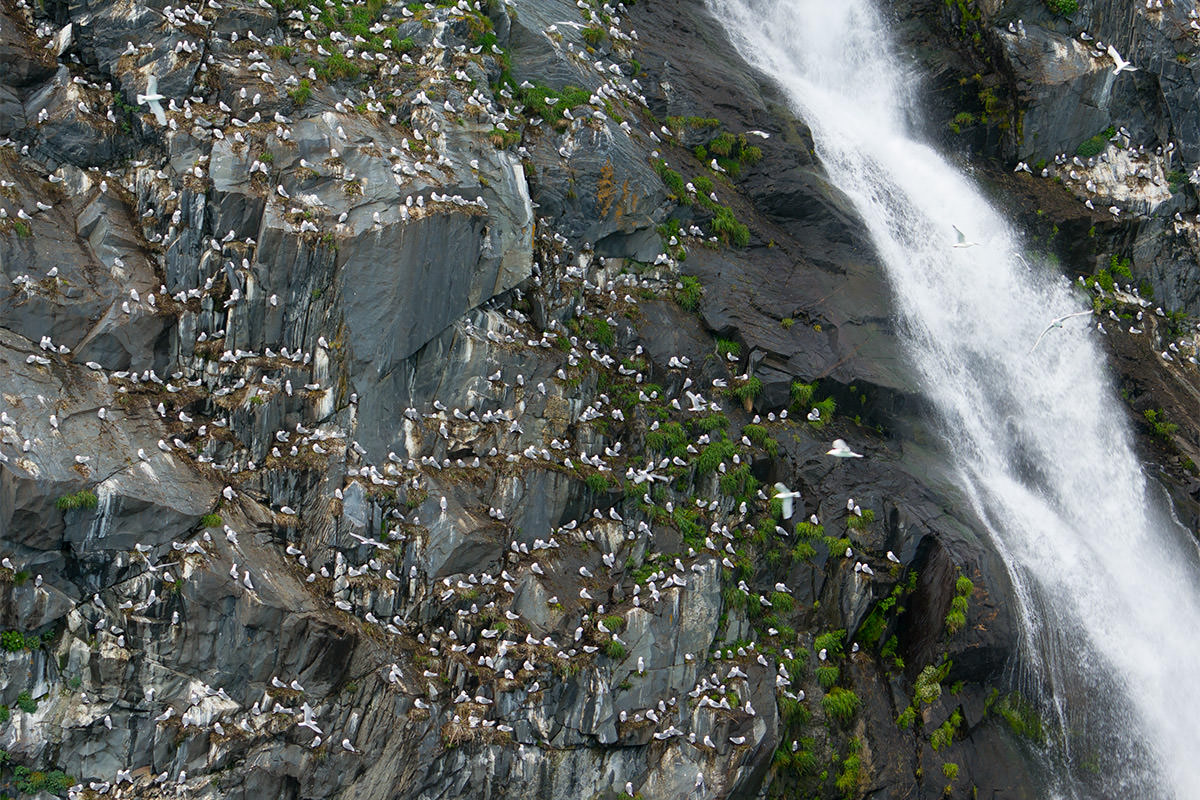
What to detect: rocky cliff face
<box><xmin>0</xmin><ymin>0</ymin><xmax>1195</xmax><ymax>798</ymax></box>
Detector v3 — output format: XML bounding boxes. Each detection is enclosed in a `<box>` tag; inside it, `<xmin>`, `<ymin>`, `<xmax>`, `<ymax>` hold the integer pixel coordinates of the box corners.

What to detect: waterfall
<box><xmin>706</xmin><ymin>0</ymin><xmax>1200</xmax><ymax>795</ymax></box>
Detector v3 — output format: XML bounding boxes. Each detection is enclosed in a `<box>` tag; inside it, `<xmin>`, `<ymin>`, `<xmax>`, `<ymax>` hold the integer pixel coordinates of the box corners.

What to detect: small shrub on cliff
<box><xmin>1144</xmin><ymin>409</ymin><xmax>1178</xmax><ymax>442</ymax></box>
<box><xmin>816</xmin><ymin>665</ymin><xmax>840</xmax><ymax>689</ymax></box>
<box><xmin>930</xmin><ymin>710</ymin><xmax>963</xmax><ymax>751</ymax></box>
<box><xmin>13</xmin><ymin>766</ymin><xmax>73</xmax><ymax>794</ymax></box>
<box><xmin>288</xmin><ymin>79</ymin><xmax>312</xmax><ymax>106</ymax></box>
<box><xmin>55</xmin><ymin>490</ymin><xmax>98</xmax><ymax>512</ymax></box>
<box><xmin>15</xmin><ymin>692</ymin><xmax>36</xmax><ymax>713</ymax></box>
<box><xmin>710</xmin><ymin>206</ymin><xmax>750</xmax><ymax>247</ymax></box>
<box><xmin>814</xmin><ymin>629</ymin><xmax>846</xmax><ymax>658</ymax></box>
<box><xmin>915</xmin><ymin>664</ymin><xmax>943</xmax><ymax>705</ymax></box>
<box><xmin>654</xmin><ymin>160</ymin><xmax>687</xmax><ymax>199</ymax></box>
<box><xmin>1075</xmin><ymin>125</ymin><xmax>1115</xmax><ymax>158</ymax></box>
<box><xmin>0</xmin><ymin>631</ymin><xmax>42</xmax><ymax>652</ymax></box>
<box><xmin>731</xmin><ymin>376</ymin><xmax>763</xmax><ymax>404</ymax></box>
<box><xmin>581</xmin><ymin>25</ymin><xmax>605</xmax><ymax>47</ymax></box>
<box><xmin>835</xmin><ymin>743</ymin><xmax>864</xmax><ymax>795</ymax></box>
<box><xmin>821</xmin><ymin>687</ymin><xmax>861</xmax><ymax>723</ymax></box>
<box><xmin>790</xmin><ymin>380</ymin><xmax>816</xmax><ymax>407</ymax></box>
<box><xmin>584</xmin><ymin>473</ymin><xmax>612</xmax><ymax>494</ymax></box>
<box><xmin>675</xmin><ymin>275</ymin><xmax>703</xmax><ymax>311</ymax></box>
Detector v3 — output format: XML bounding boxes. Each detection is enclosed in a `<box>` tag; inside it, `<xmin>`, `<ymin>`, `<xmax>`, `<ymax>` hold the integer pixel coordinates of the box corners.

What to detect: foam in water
<box><xmin>705</xmin><ymin>0</ymin><xmax>1200</xmax><ymax>795</ymax></box>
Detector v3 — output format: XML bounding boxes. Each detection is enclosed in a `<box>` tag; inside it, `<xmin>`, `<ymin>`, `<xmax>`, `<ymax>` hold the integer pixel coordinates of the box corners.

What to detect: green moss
<box><xmin>0</xmin><ymin>631</ymin><xmax>44</xmax><ymax>652</ymax></box>
<box><xmin>856</xmin><ymin>605</ymin><xmax>887</xmax><ymax>647</ymax></box>
<box><xmin>604</xmin><ymin>640</ymin><xmax>627</xmax><ymax>660</ymax></box>
<box><xmin>845</xmin><ymin>507</ymin><xmax>875</xmax><ymax>531</ymax></box>
<box><xmin>584</xmin><ymin>473</ymin><xmax>612</xmax><ymax>494</ymax></box>
<box><xmin>199</xmin><ymin>513</ymin><xmax>223</xmax><ymax>528</ymax></box>
<box><xmin>993</xmin><ymin>692</ymin><xmax>1045</xmax><ymax>743</ymax></box>
<box><xmin>654</xmin><ymin>160</ymin><xmax>688</xmax><ymax>199</ymax></box>
<box><xmin>742</xmin><ymin>423</ymin><xmax>768</xmax><ymax>447</ymax></box>
<box><xmin>791</xmin><ymin>540</ymin><xmax>817</xmax><ymax>562</ymax></box>
<box><xmin>810</xmin><ymin>396</ymin><xmax>836</xmax><ymax>427</ymax></box>
<box><xmin>690</xmin><ymin>413</ymin><xmax>729</xmax><ymax>433</ymax></box>
<box><xmin>1046</xmin><ymin>0</ymin><xmax>1078</xmax><ymax>14</ymax></box>
<box><xmin>718</xmin><ymin>463</ymin><xmax>758</xmax><ymax>502</ymax></box>
<box><xmin>581</xmin><ymin>25</ymin><xmax>605</xmax><ymax>46</ymax></box>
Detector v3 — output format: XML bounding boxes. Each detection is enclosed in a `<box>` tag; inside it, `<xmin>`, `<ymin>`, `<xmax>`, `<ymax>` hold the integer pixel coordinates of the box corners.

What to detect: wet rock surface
<box><xmin>0</xmin><ymin>0</ymin><xmax>1192</xmax><ymax>797</ymax></box>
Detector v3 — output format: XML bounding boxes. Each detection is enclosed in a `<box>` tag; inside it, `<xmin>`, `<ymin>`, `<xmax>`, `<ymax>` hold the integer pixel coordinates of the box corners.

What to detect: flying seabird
<box><xmin>826</xmin><ymin>439</ymin><xmax>863</xmax><ymax>458</ymax></box>
<box><xmin>1107</xmin><ymin>44</ymin><xmax>1138</xmax><ymax>75</ymax></box>
<box><xmin>137</xmin><ymin>76</ymin><xmax>167</xmax><ymax>125</ymax></box>
<box><xmin>772</xmin><ymin>482</ymin><xmax>801</xmax><ymax>520</ymax></box>
<box><xmin>1028</xmin><ymin>310</ymin><xmax>1093</xmax><ymax>354</ymax></box>
<box><xmin>952</xmin><ymin>225</ymin><xmax>978</xmax><ymax>248</ymax></box>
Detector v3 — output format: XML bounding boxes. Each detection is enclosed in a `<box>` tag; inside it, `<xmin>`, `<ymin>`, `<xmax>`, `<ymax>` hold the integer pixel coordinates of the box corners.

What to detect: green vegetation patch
<box><xmin>55</xmin><ymin>490</ymin><xmax>98</xmax><ymax>512</ymax></box>
<box><xmin>1075</xmin><ymin>125</ymin><xmax>1115</xmax><ymax>159</ymax></box>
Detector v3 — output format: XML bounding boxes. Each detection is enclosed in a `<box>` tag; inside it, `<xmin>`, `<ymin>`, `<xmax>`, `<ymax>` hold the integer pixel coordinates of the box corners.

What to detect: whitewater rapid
<box><xmin>706</xmin><ymin>0</ymin><xmax>1200</xmax><ymax>795</ymax></box>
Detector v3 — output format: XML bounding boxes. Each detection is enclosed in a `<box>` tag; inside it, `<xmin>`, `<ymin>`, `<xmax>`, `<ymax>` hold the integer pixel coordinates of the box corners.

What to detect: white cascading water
<box><xmin>706</xmin><ymin>0</ymin><xmax>1200</xmax><ymax>796</ymax></box>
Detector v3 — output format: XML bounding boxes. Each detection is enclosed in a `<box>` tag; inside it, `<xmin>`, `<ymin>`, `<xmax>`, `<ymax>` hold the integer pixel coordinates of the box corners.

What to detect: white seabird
<box><xmin>137</xmin><ymin>75</ymin><xmax>167</xmax><ymax>125</ymax></box>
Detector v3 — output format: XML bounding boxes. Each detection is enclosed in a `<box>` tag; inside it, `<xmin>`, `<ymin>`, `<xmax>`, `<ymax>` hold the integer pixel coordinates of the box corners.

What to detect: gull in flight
<box><xmin>1029</xmin><ymin>310</ymin><xmax>1093</xmax><ymax>354</ymax></box>
<box><xmin>826</xmin><ymin>439</ymin><xmax>863</xmax><ymax>458</ymax></box>
<box><xmin>952</xmin><ymin>225</ymin><xmax>978</xmax><ymax>248</ymax></box>
<box><xmin>137</xmin><ymin>76</ymin><xmax>167</xmax><ymax>125</ymax></box>
<box><xmin>1107</xmin><ymin>44</ymin><xmax>1137</xmax><ymax>75</ymax></box>
<box><xmin>299</xmin><ymin>702</ymin><xmax>323</xmax><ymax>735</ymax></box>
<box><xmin>773</xmin><ymin>482</ymin><xmax>802</xmax><ymax>520</ymax></box>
